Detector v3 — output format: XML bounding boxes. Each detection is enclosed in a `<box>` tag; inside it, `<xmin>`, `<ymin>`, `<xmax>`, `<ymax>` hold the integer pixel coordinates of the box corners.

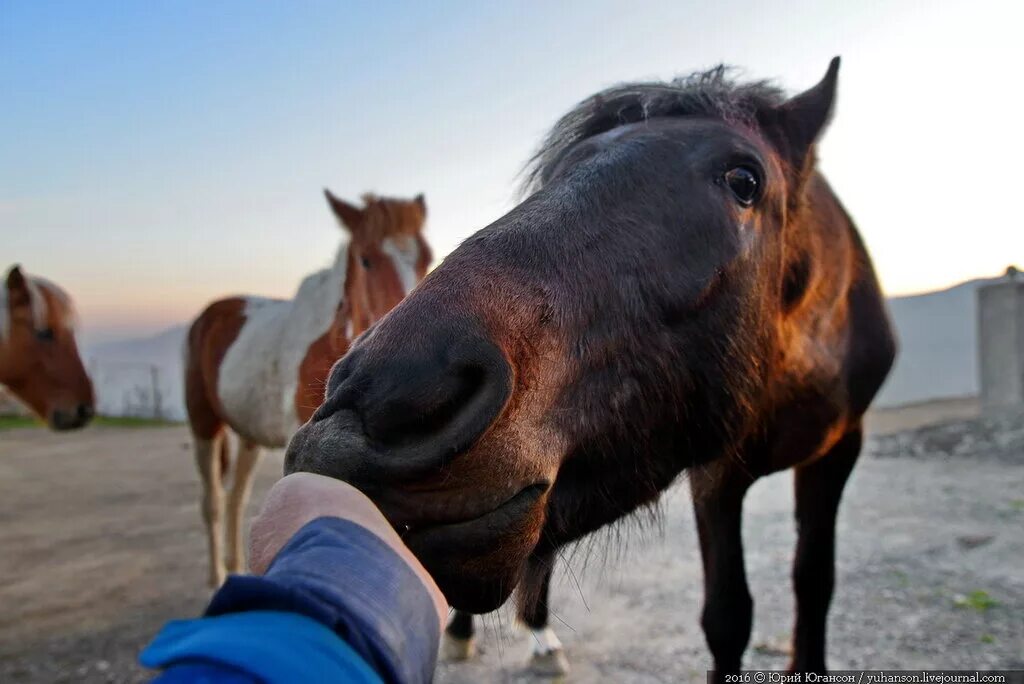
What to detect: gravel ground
<box><xmin>0</xmin><ymin>408</ymin><xmax>1021</xmax><ymax>683</ymax></box>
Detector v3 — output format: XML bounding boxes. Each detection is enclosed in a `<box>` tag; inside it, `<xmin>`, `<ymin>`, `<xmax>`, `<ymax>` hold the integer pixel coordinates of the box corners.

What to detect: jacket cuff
<box><xmin>204</xmin><ymin>516</ymin><xmax>439</xmax><ymax>684</ymax></box>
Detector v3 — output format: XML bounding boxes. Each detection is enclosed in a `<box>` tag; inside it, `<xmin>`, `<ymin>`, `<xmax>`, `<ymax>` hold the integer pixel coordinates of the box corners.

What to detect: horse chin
<box><xmin>400</xmin><ymin>483</ymin><xmax>549</xmax><ymax>613</ymax></box>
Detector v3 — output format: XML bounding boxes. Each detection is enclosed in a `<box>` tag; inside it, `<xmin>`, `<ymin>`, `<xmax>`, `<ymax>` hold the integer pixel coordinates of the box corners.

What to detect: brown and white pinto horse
<box><xmin>286</xmin><ymin>59</ymin><xmax>897</xmax><ymax>678</ymax></box>
<box><xmin>185</xmin><ymin>191</ymin><xmax>430</xmax><ymax>587</ymax></box>
<box><xmin>0</xmin><ymin>265</ymin><xmax>94</xmax><ymax>430</ymax></box>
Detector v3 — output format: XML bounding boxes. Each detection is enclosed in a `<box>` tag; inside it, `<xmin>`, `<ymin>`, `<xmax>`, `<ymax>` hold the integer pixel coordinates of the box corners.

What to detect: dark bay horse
<box><xmin>0</xmin><ymin>265</ymin><xmax>94</xmax><ymax>430</ymax></box>
<box><xmin>286</xmin><ymin>59</ymin><xmax>896</xmax><ymax>677</ymax></box>
<box><xmin>185</xmin><ymin>192</ymin><xmax>431</xmax><ymax>587</ymax></box>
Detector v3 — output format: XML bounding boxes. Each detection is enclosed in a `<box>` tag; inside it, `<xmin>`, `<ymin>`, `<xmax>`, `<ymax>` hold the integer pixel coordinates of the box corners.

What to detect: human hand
<box><xmin>248</xmin><ymin>472</ymin><xmax>448</xmax><ymax>632</ymax></box>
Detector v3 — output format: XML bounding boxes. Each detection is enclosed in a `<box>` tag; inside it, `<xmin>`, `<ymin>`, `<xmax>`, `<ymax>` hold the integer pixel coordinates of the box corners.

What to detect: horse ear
<box><xmin>760</xmin><ymin>57</ymin><xmax>840</xmax><ymax>172</ymax></box>
<box><xmin>6</xmin><ymin>265</ymin><xmax>27</xmax><ymax>293</ymax></box>
<box><xmin>414</xmin><ymin>193</ymin><xmax>426</xmax><ymax>216</ymax></box>
<box><xmin>324</xmin><ymin>189</ymin><xmax>364</xmax><ymax>231</ymax></box>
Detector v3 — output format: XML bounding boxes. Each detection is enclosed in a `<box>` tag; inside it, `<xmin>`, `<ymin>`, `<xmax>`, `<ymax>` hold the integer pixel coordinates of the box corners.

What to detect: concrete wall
<box><xmin>977</xmin><ymin>277</ymin><xmax>1024</xmax><ymax>410</ymax></box>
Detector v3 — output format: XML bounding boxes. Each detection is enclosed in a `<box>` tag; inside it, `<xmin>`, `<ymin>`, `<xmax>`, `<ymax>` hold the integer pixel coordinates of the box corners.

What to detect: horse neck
<box><xmin>286</xmin><ymin>237</ymin><xmax>350</xmax><ymax>341</ymax></box>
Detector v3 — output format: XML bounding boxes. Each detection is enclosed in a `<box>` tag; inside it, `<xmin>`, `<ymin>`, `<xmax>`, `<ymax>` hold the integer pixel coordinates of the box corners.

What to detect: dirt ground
<box><xmin>0</xmin><ymin>402</ymin><xmax>1021</xmax><ymax>683</ymax></box>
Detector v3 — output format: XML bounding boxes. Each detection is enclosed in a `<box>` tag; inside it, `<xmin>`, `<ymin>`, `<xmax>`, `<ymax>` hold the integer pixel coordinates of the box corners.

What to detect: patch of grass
<box><xmin>93</xmin><ymin>415</ymin><xmax>180</xmax><ymax>428</ymax></box>
<box><xmin>891</xmin><ymin>570</ymin><xmax>910</xmax><ymax>587</ymax></box>
<box><xmin>0</xmin><ymin>415</ymin><xmax>42</xmax><ymax>430</ymax></box>
<box><xmin>1010</xmin><ymin>499</ymin><xmax>1024</xmax><ymax>512</ymax></box>
<box><xmin>979</xmin><ymin>634</ymin><xmax>995</xmax><ymax>644</ymax></box>
<box><xmin>953</xmin><ymin>590</ymin><xmax>998</xmax><ymax>612</ymax></box>
<box><xmin>0</xmin><ymin>414</ymin><xmax>180</xmax><ymax>431</ymax></box>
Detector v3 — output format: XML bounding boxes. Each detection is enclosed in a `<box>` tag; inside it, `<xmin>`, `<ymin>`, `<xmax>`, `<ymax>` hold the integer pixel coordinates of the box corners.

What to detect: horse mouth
<box><xmin>379</xmin><ymin>482</ymin><xmax>550</xmax><ymax>612</ymax></box>
<box><xmin>380</xmin><ymin>482</ymin><xmax>549</xmax><ymax>540</ymax></box>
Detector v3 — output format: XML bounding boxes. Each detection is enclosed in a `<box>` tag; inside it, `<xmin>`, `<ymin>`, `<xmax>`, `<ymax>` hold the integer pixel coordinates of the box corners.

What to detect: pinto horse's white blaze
<box><xmin>217</xmin><ymin>241</ymin><xmax>349</xmax><ymax>448</ymax></box>
<box><xmin>381</xmin><ymin>235</ymin><xmax>422</xmax><ymax>296</ymax></box>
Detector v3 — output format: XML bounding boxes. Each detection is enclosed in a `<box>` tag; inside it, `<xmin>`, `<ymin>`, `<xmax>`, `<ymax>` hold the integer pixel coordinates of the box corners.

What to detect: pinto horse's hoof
<box><xmin>441</xmin><ymin>633</ymin><xmax>477</xmax><ymax>661</ymax></box>
<box><xmin>527</xmin><ymin>648</ymin><xmax>571</xmax><ymax>678</ymax></box>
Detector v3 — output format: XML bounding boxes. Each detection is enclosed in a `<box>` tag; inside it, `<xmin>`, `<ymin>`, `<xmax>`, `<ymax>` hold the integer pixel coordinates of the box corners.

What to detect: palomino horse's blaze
<box><xmin>0</xmin><ymin>265</ymin><xmax>94</xmax><ymax>430</ymax></box>
<box><xmin>184</xmin><ymin>192</ymin><xmax>430</xmax><ymax>587</ymax></box>
<box><xmin>286</xmin><ymin>59</ymin><xmax>897</xmax><ymax>678</ymax></box>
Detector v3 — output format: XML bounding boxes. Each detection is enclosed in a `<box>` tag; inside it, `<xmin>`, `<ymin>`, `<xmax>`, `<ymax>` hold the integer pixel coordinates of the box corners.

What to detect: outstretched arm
<box><xmin>140</xmin><ymin>473</ymin><xmax>447</xmax><ymax>684</ymax></box>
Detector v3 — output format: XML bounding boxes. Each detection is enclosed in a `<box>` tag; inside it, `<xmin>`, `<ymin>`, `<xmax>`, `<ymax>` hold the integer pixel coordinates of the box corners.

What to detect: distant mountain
<box><xmin>83</xmin><ymin>325</ymin><xmax>188</xmax><ymax>420</ymax></box>
<box><xmin>77</xmin><ymin>276</ymin><xmax>1003</xmax><ymax>419</ymax></box>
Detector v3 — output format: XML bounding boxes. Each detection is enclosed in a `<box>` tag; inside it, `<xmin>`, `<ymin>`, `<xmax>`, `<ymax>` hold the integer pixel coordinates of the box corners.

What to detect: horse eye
<box><xmin>36</xmin><ymin>328</ymin><xmax>55</xmax><ymax>342</ymax></box>
<box><xmin>724</xmin><ymin>167</ymin><xmax>760</xmax><ymax>206</ymax></box>
<box><xmin>360</xmin><ymin>256</ymin><xmax>371</xmax><ymax>269</ymax></box>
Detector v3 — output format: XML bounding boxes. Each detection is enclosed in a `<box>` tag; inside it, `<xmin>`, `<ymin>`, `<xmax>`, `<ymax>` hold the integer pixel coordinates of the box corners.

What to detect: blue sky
<box><xmin>2</xmin><ymin>0</ymin><xmax>1021</xmax><ymax>340</ymax></box>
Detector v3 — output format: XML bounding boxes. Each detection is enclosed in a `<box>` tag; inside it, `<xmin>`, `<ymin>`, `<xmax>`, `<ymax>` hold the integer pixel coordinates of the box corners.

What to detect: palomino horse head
<box><xmin>0</xmin><ymin>266</ymin><xmax>94</xmax><ymax>430</ymax></box>
<box><xmin>288</xmin><ymin>61</ymin><xmax>844</xmax><ymax>611</ymax></box>
<box><xmin>324</xmin><ymin>191</ymin><xmax>432</xmax><ymax>339</ymax></box>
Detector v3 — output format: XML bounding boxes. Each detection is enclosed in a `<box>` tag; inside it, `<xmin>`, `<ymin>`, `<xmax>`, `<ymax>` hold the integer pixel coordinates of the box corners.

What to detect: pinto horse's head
<box><xmin>288</xmin><ymin>61</ymin><xmax>842</xmax><ymax>611</ymax></box>
<box><xmin>0</xmin><ymin>266</ymin><xmax>94</xmax><ymax>430</ymax></box>
<box><xmin>324</xmin><ymin>191</ymin><xmax>432</xmax><ymax>339</ymax></box>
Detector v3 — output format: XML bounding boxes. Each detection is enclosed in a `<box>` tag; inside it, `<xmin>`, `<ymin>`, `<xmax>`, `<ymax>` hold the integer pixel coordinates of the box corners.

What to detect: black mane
<box><xmin>523</xmin><ymin>66</ymin><xmax>786</xmax><ymax>192</ymax></box>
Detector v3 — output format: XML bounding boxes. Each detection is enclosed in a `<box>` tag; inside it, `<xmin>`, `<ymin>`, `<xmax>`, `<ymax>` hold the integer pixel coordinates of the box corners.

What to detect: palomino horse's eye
<box><xmin>36</xmin><ymin>328</ymin><xmax>55</xmax><ymax>342</ymax></box>
<box><xmin>724</xmin><ymin>167</ymin><xmax>760</xmax><ymax>207</ymax></box>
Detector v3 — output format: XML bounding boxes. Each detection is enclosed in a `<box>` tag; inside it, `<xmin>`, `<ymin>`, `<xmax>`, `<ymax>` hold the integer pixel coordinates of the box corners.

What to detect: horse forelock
<box><xmin>522</xmin><ymin>65</ymin><xmax>787</xmax><ymax>195</ymax></box>
<box><xmin>359</xmin><ymin>194</ymin><xmax>427</xmax><ymax>241</ymax></box>
<box><xmin>0</xmin><ymin>272</ymin><xmax>75</xmax><ymax>342</ymax></box>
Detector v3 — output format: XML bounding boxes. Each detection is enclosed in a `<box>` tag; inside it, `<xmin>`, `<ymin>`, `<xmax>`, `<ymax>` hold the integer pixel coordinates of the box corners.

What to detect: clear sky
<box><xmin>2</xmin><ymin>0</ymin><xmax>1021</xmax><ymax>342</ymax></box>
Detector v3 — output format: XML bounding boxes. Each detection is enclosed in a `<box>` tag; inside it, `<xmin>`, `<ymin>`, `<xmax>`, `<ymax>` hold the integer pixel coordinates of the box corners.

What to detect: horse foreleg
<box><xmin>790</xmin><ymin>428</ymin><xmax>862</xmax><ymax>673</ymax></box>
<box><xmin>691</xmin><ymin>466</ymin><xmax>754</xmax><ymax>681</ymax></box>
<box><xmin>519</xmin><ymin>553</ymin><xmax>569</xmax><ymax>676</ymax></box>
<box><xmin>194</xmin><ymin>434</ymin><xmax>227</xmax><ymax>588</ymax></box>
<box><xmin>442</xmin><ymin>611</ymin><xmax>476</xmax><ymax>661</ymax></box>
<box><xmin>226</xmin><ymin>439</ymin><xmax>261</xmax><ymax>574</ymax></box>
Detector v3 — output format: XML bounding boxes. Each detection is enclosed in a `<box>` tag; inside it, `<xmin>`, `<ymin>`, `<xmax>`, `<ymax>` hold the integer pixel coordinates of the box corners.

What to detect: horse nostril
<box><xmin>77</xmin><ymin>404</ymin><xmax>94</xmax><ymax>423</ymax></box>
<box><xmin>364</xmin><ymin>363</ymin><xmax>487</xmax><ymax>447</ymax></box>
<box><xmin>335</xmin><ymin>332</ymin><xmax>513</xmax><ymax>470</ymax></box>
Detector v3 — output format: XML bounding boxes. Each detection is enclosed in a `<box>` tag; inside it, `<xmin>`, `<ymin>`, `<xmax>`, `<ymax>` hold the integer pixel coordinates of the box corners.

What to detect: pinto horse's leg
<box><xmin>226</xmin><ymin>439</ymin><xmax>261</xmax><ymax>574</ymax></box>
<box><xmin>194</xmin><ymin>432</ymin><xmax>227</xmax><ymax>588</ymax></box>
<box><xmin>442</xmin><ymin>611</ymin><xmax>476</xmax><ymax>661</ymax></box>
<box><xmin>519</xmin><ymin>553</ymin><xmax>569</xmax><ymax>677</ymax></box>
<box><xmin>691</xmin><ymin>466</ymin><xmax>755</xmax><ymax>680</ymax></box>
<box><xmin>789</xmin><ymin>428</ymin><xmax>862</xmax><ymax>673</ymax></box>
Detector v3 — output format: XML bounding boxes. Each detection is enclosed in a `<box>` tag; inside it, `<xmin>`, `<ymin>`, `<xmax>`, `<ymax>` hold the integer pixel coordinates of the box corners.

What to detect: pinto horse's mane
<box><xmin>523</xmin><ymin>66</ymin><xmax>786</xmax><ymax>193</ymax></box>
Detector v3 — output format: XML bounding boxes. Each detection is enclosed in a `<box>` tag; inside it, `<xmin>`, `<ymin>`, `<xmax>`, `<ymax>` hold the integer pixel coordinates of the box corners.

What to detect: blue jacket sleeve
<box><xmin>140</xmin><ymin>516</ymin><xmax>441</xmax><ymax>684</ymax></box>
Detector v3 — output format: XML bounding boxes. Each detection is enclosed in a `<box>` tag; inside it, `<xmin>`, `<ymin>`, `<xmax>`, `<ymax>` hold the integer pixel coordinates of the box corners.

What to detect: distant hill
<box><xmin>77</xmin><ymin>276</ymin><xmax>1002</xmax><ymax>420</ymax></box>
<box><xmin>83</xmin><ymin>325</ymin><xmax>188</xmax><ymax>420</ymax></box>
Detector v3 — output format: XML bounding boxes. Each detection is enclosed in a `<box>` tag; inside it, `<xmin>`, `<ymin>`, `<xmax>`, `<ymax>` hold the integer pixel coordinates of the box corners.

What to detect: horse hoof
<box><xmin>442</xmin><ymin>634</ymin><xmax>476</xmax><ymax>661</ymax></box>
<box><xmin>528</xmin><ymin>649</ymin><xmax>570</xmax><ymax>678</ymax></box>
